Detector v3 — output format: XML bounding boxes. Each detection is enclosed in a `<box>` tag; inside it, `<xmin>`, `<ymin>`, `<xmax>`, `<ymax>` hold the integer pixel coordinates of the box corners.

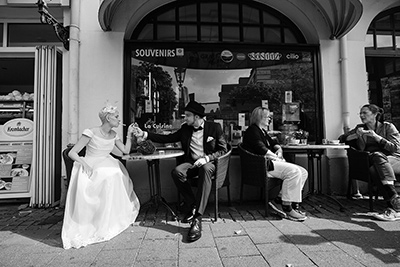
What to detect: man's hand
<box><xmin>193</xmin><ymin>157</ymin><xmax>207</xmax><ymax>168</ymax></box>
<box><xmin>275</xmin><ymin>148</ymin><xmax>283</xmax><ymax>160</ymax></box>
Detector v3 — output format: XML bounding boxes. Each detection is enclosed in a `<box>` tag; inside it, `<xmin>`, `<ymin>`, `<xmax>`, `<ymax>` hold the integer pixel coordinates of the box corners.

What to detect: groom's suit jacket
<box><xmin>147</xmin><ymin>121</ymin><xmax>227</xmax><ymax>162</ymax></box>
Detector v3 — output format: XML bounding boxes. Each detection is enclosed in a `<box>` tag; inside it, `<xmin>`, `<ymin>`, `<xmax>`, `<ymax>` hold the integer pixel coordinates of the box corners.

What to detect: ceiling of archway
<box><xmin>98</xmin><ymin>0</ymin><xmax>363</xmax><ymax>40</ymax></box>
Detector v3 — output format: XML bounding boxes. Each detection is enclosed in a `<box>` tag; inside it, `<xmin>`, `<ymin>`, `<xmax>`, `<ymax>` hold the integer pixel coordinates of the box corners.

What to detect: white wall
<box><xmin>77</xmin><ymin>0</ymin><xmax>125</xmax><ymax>137</ymax></box>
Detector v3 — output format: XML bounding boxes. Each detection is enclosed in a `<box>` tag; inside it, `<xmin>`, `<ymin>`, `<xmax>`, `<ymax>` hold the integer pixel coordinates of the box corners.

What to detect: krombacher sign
<box><xmin>3</xmin><ymin>118</ymin><xmax>33</xmax><ymax>137</ymax></box>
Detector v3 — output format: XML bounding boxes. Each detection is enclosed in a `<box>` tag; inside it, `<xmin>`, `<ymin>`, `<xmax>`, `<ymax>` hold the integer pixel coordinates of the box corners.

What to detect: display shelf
<box><xmin>0</xmin><ymin>100</ymin><xmax>33</xmax><ymax>123</ymax></box>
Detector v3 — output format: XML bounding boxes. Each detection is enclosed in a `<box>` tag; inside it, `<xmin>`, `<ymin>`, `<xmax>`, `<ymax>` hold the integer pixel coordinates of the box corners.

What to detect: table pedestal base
<box><xmin>142</xmin><ymin>159</ymin><xmax>177</xmax><ymax>220</ymax></box>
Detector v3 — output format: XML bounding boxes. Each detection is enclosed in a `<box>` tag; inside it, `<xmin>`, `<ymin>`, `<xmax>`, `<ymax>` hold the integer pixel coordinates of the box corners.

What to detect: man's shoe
<box><xmin>373</xmin><ymin>208</ymin><xmax>400</xmax><ymax>221</ymax></box>
<box><xmin>285</xmin><ymin>209</ymin><xmax>307</xmax><ymax>222</ymax></box>
<box><xmin>181</xmin><ymin>206</ymin><xmax>196</xmax><ymax>223</ymax></box>
<box><xmin>187</xmin><ymin>217</ymin><xmax>202</xmax><ymax>242</ymax></box>
<box><xmin>390</xmin><ymin>194</ymin><xmax>400</xmax><ymax>211</ymax></box>
<box><xmin>268</xmin><ymin>200</ymin><xmax>286</xmax><ymax>218</ymax></box>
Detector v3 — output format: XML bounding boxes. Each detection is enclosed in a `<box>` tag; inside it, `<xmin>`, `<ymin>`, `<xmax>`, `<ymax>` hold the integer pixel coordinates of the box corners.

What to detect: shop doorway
<box><xmin>0</xmin><ymin>48</ymin><xmax>62</xmax><ymax>205</ymax></box>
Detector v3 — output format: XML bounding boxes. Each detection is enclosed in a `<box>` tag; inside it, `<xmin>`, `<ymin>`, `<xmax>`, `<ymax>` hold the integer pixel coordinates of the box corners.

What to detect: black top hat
<box><xmin>184</xmin><ymin>101</ymin><xmax>205</xmax><ymax>117</ymax></box>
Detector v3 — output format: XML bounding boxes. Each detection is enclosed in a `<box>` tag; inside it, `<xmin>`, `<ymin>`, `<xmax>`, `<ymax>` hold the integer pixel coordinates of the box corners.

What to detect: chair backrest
<box><xmin>62</xmin><ymin>144</ymin><xmax>86</xmax><ymax>186</ymax></box>
<box><xmin>238</xmin><ymin>142</ymin><xmax>270</xmax><ymax>187</ymax></box>
<box><xmin>347</xmin><ymin>147</ymin><xmax>371</xmax><ymax>182</ymax></box>
<box><xmin>214</xmin><ymin>144</ymin><xmax>232</xmax><ymax>189</ymax></box>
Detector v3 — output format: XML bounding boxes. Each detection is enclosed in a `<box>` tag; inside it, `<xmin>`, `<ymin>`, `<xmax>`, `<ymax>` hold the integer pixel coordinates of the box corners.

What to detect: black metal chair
<box><xmin>177</xmin><ymin>144</ymin><xmax>232</xmax><ymax>221</ymax></box>
<box><xmin>62</xmin><ymin>144</ymin><xmax>86</xmax><ymax>188</ymax></box>
<box><xmin>346</xmin><ymin>147</ymin><xmax>400</xmax><ymax>211</ymax></box>
<box><xmin>237</xmin><ymin>142</ymin><xmax>282</xmax><ymax>217</ymax></box>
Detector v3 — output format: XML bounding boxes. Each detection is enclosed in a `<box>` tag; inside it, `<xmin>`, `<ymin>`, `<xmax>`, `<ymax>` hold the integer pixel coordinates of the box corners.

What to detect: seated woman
<box><xmin>339</xmin><ymin>104</ymin><xmax>400</xmax><ymax>221</ymax></box>
<box><xmin>242</xmin><ymin>107</ymin><xmax>308</xmax><ymax>221</ymax></box>
<box><xmin>62</xmin><ymin>104</ymin><xmax>140</xmax><ymax>249</ymax></box>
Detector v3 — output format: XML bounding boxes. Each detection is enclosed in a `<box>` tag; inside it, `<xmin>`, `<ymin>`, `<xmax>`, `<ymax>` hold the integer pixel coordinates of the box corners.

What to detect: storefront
<box><xmin>0</xmin><ymin>2</ymin><xmax>64</xmax><ymax>206</ymax></box>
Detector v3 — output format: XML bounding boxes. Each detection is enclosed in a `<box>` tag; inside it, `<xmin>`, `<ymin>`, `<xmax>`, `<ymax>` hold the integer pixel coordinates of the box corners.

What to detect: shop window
<box><xmin>127</xmin><ymin>1</ymin><xmax>320</xmax><ymax>144</ymax></box>
<box><xmin>201</xmin><ymin>25</ymin><xmax>219</xmax><ymax>41</ymax></box>
<box><xmin>157</xmin><ymin>25</ymin><xmax>175</xmax><ymax>41</ymax></box>
<box><xmin>131</xmin><ymin>0</ymin><xmax>306</xmax><ymax>44</ymax></box>
<box><xmin>264</xmin><ymin>28</ymin><xmax>281</xmax><ymax>43</ymax></box>
<box><xmin>243</xmin><ymin>27</ymin><xmax>261</xmax><ymax>43</ymax></box>
<box><xmin>179</xmin><ymin>5</ymin><xmax>197</xmax><ymax>22</ymax></box>
<box><xmin>221</xmin><ymin>3</ymin><xmax>239</xmax><ymax>23</ymax></box>
<box><xmin>179</xmin><ymin>25</ymin><xmax>197</xmax><ymax>41</ymax></box>
<box><xmin>127</xmin><ymin>45</ymin><xmax>319</xmax><ymax>144</ymax></box>
<box><xmin>366</xmin><ymin>7</ymin><xmax>400</xmax><ymax>50</ymax></box>
<box><xmin>201</xmin><ymin>2</ymin><xmax>218</xmax><ymax>23</ymax></box>
<box><xmin>222</xmin><ymin>26</ymin><xmax>240</xmax><ymax>42</ymax></box>
<box><xmin>242</xmin><ymin>6</ymin><xmax>259</xmax><ymax>24</ymax></box>
<box><xmin>366</xmin><ymin>7</ymin><xmax>400</xmax><ymax>131</ymax></box>
<box><xmin>8</xmin><ymin>24</ymin><xmax>60</xmax><ymax>47</ymax></box>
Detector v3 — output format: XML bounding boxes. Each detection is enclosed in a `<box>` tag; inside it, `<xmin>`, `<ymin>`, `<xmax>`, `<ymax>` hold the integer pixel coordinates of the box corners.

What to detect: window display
<box><xmin>0</xmin><ymin>58</ymin><xmax>34</xmax><ymax>199</ymax></box>
<box><xmin>127</xmin><ymin>44</ymin><xmax>320</xmax><ymax>145</ymax></box>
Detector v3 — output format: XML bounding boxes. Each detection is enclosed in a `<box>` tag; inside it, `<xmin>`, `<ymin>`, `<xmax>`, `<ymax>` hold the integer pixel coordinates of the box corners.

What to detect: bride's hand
<box><xmin>82</xmin><ymin>163</ymin><xmax>93</xmax><ymax>177</ymax></box>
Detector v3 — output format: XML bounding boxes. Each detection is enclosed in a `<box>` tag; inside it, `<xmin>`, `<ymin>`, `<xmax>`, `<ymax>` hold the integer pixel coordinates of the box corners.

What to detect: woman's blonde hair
<box><xmin>250</xmin><ymin>106</ymin><xmax>269</xmax><ymax>125</ymax></box>
<box><xmin>98</xmin><ymin>104</ymin><xmax>118</xmax><ymax>123</ymax></box>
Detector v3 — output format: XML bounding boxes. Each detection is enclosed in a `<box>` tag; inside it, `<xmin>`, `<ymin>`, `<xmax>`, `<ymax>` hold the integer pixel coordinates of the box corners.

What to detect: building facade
<box><xmin>1</xmin><ymin>0</ymin><xmax>400</xmax><ymax>205</ymax></box>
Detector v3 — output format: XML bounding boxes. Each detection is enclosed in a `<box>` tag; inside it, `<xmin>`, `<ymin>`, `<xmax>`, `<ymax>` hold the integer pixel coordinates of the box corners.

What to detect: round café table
<box><xmin>123</xmin><ymin>149</ymin><xmax>184</xmax><ymax>220</ymax></box>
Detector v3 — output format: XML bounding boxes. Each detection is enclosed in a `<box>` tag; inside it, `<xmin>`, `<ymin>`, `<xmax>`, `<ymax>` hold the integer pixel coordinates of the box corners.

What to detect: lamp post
<box><xmin>37</xmin><ymin>0</ymin><xmax>70</xmax><ymax>50</ymax></box>
<box><xmin>174</xmin><ymin>67</ymin><xmax>187</xmax><ymax>116</ymax></box>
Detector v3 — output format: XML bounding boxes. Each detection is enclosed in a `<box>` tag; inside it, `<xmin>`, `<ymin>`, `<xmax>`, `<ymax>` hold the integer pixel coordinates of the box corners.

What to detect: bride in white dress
<box><xmin>62</xmin><ymin>105</ymin><xmax>140</xmax><ymax>249</ymax></box>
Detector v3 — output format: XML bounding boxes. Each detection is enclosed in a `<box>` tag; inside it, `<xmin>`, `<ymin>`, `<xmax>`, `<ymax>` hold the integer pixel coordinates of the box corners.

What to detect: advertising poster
<box><xmin>0</xmin><ymin>118</ymin><xmax>33</xmax><ymax>196</ymax></box>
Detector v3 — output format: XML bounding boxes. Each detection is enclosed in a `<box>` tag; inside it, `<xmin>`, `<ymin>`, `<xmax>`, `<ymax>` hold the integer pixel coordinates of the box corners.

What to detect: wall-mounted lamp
<box><xmin>37</xmin><ymin>0</ymin><xmax>70</xmax><ymax>50</ymax></box>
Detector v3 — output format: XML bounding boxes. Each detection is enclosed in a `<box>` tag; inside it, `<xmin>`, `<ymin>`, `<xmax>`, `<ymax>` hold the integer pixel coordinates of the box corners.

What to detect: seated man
<box><xmin>133</xmin><ymin>101</ymin><xmax>227</xmax><ymax>241</ymax></box>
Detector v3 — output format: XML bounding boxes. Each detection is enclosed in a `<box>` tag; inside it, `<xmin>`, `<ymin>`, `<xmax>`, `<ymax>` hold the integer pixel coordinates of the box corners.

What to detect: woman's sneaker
<box><xmin>285</xmin><ymin>209</ymin><xmax>307</xmax><ymax>222</ymax></box>
<box><xmin>390</xmin><ymin>195</ymin><xmax>400</xmax><ymax>211</ymax></box>
<box><xmin>373</xmin><ymin>208</ymin><xmax>400</xmax><ymax>221</ymax></box>
<box><xmin>268</xmin><ymin>200</ymin><xmax>287</xmax><ymax>218</ymax></box>
<box><xmin>292</xmin><ymin>203</ymin><xmax>307</xmax><ymax>216</ymax></box>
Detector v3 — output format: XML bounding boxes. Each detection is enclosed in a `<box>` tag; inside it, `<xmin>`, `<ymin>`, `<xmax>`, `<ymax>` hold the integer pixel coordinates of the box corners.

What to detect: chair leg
<box><xmin>240</xmin><ymin>183</ymin><xmax>244</xmax><ymax>205</ymax></box>
<box><xmin>227</xmin><ymin>185</ymin><xmax>231</xmax><ymax>206</ymax></box>
<box><xmin>264</xmin><ymin>180</ymin><xmax>269</xmax><ymax>217</ymax></box>
<box><xmin>368</xmin><ymin>179</ymin><xmax>374</xmax><ymax>212</ymax></box>
<box><xmin>214</xmin><ymin>185</ymin><xmax>218</xmax><ymax>222</ymax></box>
<box><xmin>347</xmin><ymin>177</ymin><xmax>353</xmax><ymax>199</ymax></box>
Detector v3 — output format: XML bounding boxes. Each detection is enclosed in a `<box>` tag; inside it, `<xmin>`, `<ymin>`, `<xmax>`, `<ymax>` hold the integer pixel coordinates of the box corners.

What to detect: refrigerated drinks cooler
<box><xmin>0</xmin><ymin>94</ymin><xmax>34</xmax><ymax>200</ymax></box>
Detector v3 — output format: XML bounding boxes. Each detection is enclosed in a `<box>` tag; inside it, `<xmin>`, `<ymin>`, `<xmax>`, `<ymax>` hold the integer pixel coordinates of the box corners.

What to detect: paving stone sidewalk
<box><xmin>1</xmin><ymin>195</ymin><xmax>400</xmax><ymax>267</ymax></box>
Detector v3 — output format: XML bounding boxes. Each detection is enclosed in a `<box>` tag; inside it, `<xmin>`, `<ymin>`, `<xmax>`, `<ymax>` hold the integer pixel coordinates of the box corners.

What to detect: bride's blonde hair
<box><xmin>99</xmin><ymin>103</ymin><xmax>118</xmax><ymax>123</ymax></box>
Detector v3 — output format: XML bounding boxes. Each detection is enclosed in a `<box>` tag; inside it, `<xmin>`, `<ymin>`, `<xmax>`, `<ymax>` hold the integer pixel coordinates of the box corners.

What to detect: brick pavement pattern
<box><xmin>1</xmin><ymin>196</ymin><xmax>400</xmax><ymax>267</ymax></box>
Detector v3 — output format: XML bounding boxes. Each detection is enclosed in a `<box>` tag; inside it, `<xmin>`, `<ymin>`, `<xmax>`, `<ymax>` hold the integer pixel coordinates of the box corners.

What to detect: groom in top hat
<box><xmin>133</xmin><ymin>100</ymin><xmax>227</xmax><ymax>242</ymax></box>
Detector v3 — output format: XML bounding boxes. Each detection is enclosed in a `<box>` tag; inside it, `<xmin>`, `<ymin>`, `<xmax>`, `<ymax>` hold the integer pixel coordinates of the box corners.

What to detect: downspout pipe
<box><xmin>339</xmin><ymin>36</ymin><xmax>350</xmax><ymax>134</ymax></box>
<box><xmin>68</xmin><ymin>0</ymin><xmax>80</xmax><ymax>143</ymax></box>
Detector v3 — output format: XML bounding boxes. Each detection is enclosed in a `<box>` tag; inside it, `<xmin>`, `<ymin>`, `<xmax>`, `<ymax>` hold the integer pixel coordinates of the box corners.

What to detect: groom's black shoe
<box><xmin>181</xmin><ymin>206</ymin><xmax>196</xmax><ymax>223</ymax></box>
<box><xmin>187</xmin><ymin>216</ymin><xmax>202</xmax><ymax>242</ymax></box>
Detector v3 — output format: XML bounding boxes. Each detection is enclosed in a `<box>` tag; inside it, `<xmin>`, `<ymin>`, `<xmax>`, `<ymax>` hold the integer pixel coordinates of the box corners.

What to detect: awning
<box><xmin>98</xmin><ymin>0</ymin><xmax>123</xmax><ymax>31</ymax></box>
<box><xmin>309</xmin><ymin>0</ymin><xmax>363</xmax><ymax>39</ymax></box>
<box><xmin>98</xmin><ymin>0</ymin><xmax>363</xmax><ymax>39</ymax></box>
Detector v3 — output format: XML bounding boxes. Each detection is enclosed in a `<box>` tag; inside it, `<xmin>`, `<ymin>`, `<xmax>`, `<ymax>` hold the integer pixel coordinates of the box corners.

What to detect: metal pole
<box><xmin>340</xmin><ymin>36</ymin><xmax>350</xmax><ymax>133</ymax></box>
<box><xmin>68</xmin><ymin>0</ymin><xmax>81</xmax><ymax>143</ymax></box>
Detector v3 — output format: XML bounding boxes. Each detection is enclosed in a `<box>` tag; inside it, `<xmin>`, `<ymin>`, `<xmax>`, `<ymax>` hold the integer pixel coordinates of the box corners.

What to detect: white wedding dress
<box><xmin>62</xmin><ymin>129</ymin><xmax>140</xmax><ymax>249</ymax></box>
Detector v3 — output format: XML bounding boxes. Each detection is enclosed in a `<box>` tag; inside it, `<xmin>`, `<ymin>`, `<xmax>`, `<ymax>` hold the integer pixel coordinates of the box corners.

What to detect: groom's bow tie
<box><xmin>193</xmin><ymin>126</ymin><xmax>203</xmax><ymax>132</ymax></box>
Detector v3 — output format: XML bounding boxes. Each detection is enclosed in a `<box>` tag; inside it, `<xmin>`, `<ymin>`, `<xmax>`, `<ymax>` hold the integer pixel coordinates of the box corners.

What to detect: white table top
<box><xmin>122</xmin><ymin>149</ymin><xmax>184</xmax><ymax>161</ymax></box>
<box><xmin>282</xmin><ymin>144</ymin><xmax>349</xmax><ymax>150</ymax></box>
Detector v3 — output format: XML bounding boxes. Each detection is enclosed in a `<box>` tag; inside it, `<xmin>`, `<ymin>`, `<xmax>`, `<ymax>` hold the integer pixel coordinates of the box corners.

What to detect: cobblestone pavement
<box><xmin>1</xmin><ymin>195</ymin><xmax>400</xmax><ymax>267</ymax></box>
